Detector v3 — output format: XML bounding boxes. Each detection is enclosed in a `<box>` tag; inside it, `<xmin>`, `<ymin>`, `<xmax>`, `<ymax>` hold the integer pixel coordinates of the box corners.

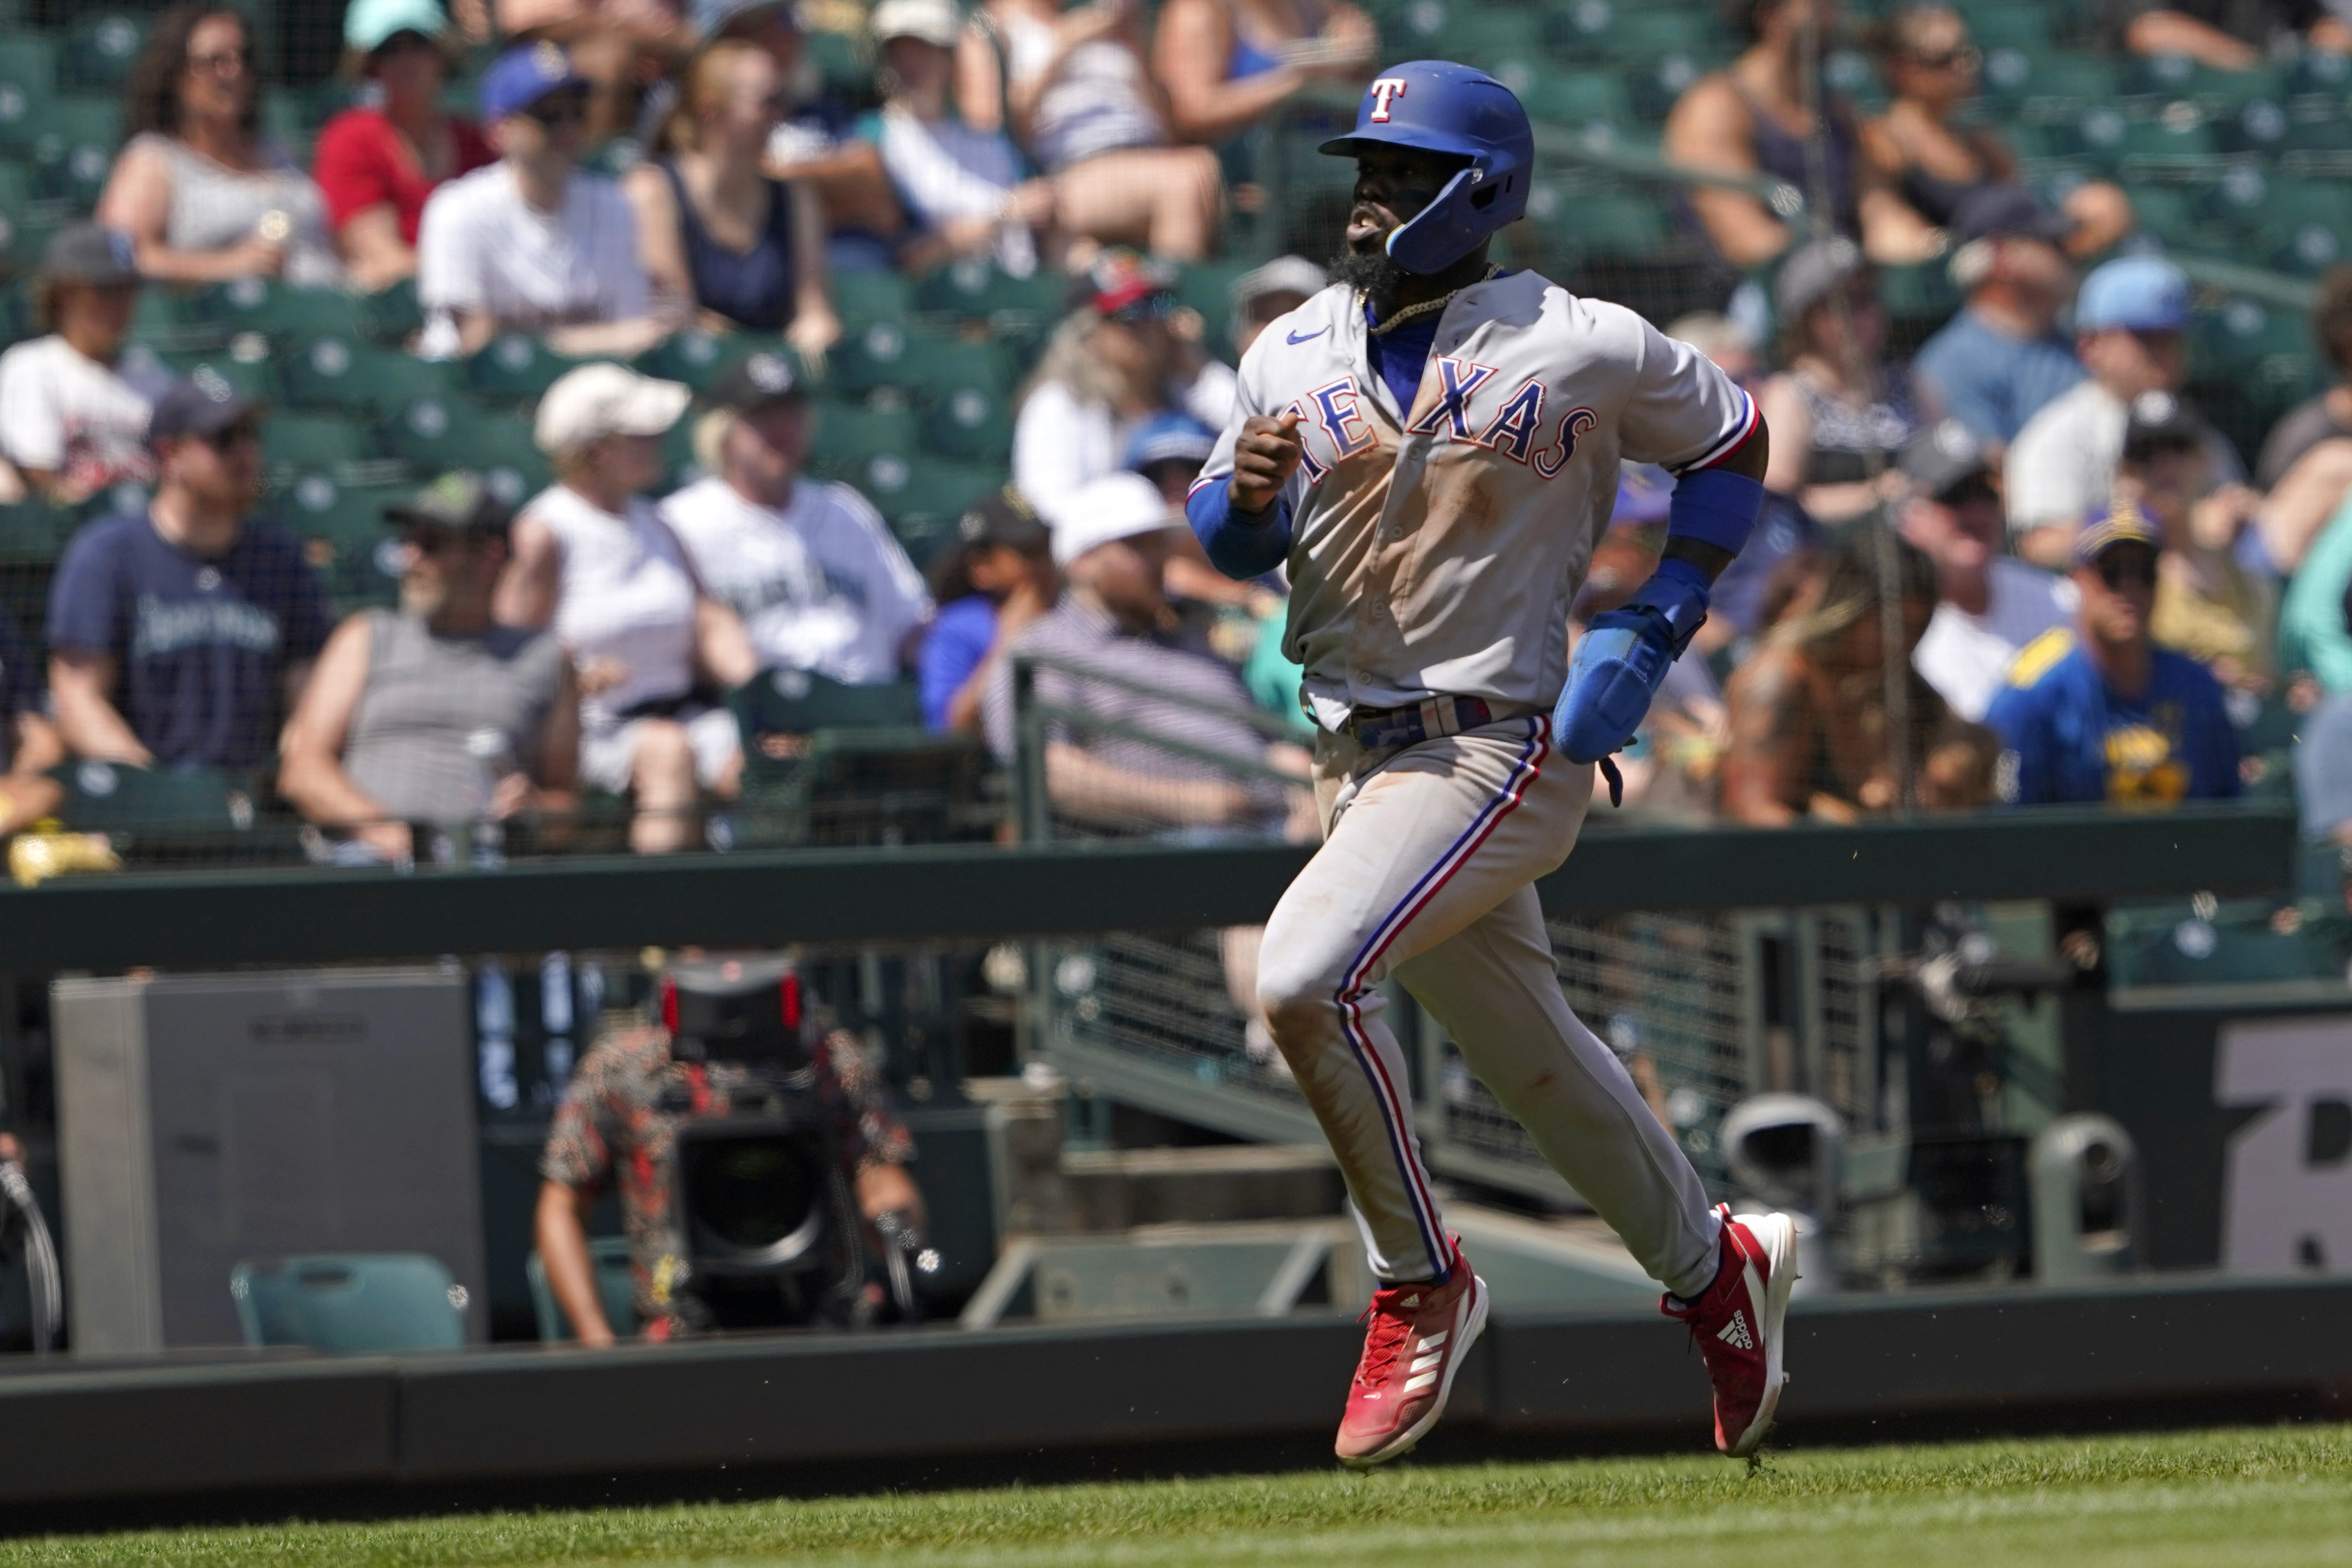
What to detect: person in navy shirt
<box><xmin>46</xmin><ymin>377</ymin><xmax>334</xmax><ymax>773</ymax></box>
<box><xmin>1986</xmin><ymin>504</ymin><xmax>2241</xmax><ymax>807</ymax></box>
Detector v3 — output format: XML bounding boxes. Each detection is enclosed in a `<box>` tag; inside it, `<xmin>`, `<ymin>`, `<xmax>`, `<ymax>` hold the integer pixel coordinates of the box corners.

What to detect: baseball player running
<box><xmin>1187</xmin><ymin>62</ymin><xmax>1794</xmax><ymax>1467</ymax></box>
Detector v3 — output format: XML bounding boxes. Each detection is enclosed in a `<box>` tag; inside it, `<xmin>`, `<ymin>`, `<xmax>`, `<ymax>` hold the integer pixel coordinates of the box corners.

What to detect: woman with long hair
<box><xmin>312</xmin><ymin>0</ymin><xmax>496</xmax><ymax>292</ymax></box>
<box><xmin>1861</xmin><ymin>3</ymin><xmax>2131</xmax><ymax>260</ymax></box>
<box><xmin>1150</xmin><ymin>0</ymin><xmax>1375</xmax><ymax>146</ymax></box>
<box><xmin>1756</xmin><ymin>238</ymin><xmax>1919</xmax><ymax>527</ymax></box>
<box><xmin>1720</xmin><ymin>525</ymin><xmax>1996</xmax><ymax>823</ymax></box>
<box><xmin>957</xmin><ymin>0</ymin><xmax>1223</xmax><ymax>261</ymax></box>
<box><xmin>623</xmin><ymin>39</ymin><xmax>839</xmax><ymax>356</ymax></box>
<box><xmin>97</xmin><ymin>5</ymin><xmax>343</xmax><ymax>287</ymax></box>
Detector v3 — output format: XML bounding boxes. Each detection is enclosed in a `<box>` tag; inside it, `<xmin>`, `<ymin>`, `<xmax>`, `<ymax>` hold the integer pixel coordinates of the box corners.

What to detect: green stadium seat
<box><xmin>121</xmin><ymin>285</ymin><xmax>224</xmax><ymax>352</ymax></box>
<box><xmin>210</xmin><ymin>277</ymin><xmax>369</xmax><ymax>342</ymax></box>
<box><xmin>271</xmin><ymin>469</ymin><xmax>408</xmax><ymax>549</ymax></box>
<box><xmin>525</xmin><ymin>1238</ymin><xmax>637</xmax><ymax>1342</ymax></box>
<box><xmin>48</xmin><ymin>759</ymin><xmax>249</xmax><ymax>832</ymax></box>
<box><xmin>831</xmin><ymin>268</ymin><xmax>914</xmax><ymax>332</ymax></box>
<box><xmin>359</xmin><ymin>278</ymin><xmax>424</xmax><ymax>343</ymax></box>
<box><xmin>0</xmin><ymin>496</ymin><xmax>76</xmax><ymax>562</ymax></box>
<box><xmin>57</xmin><ymin>11</ymin><xmax>144</xmax><ymax>92</ymax></box>
<box><xmin>2194</xmin><ymin>296</ymin><xmax>2314</xmax><ymax>375</ymax></box>
<box><xmin>33</xmin><ymin>93</ymin><xmax>121</xmax><ymax>205</ymax></box>
<box><xmin>920</xmin><ymin>378</ymin><xmax>1015</xmax><ymax>464</ymax></box>
<box><xmin>382</xmin><ymin>396</ymin><xmax>550</xmax><ymax>494</ymax></box>
<box><xmin>810</xmin><ymin>398</ymin><xmax>919</xmax><ymax>474</ymax></box>
<box><xmin>634</xmin><ymin>326</ymin><xmax>741</xmax><ymax>390</ymax></box>
<box><xmin>2065</xmin><ymin>104</ymin><xmax>2218</xmax><ymax>167</ymax></box>
<box><xmin>261</xmin><ymin>413</ymin><xmax>370</xmax><ymax>475</ymax></box>
<box><xmin>0</xmin><ymin>32</ymin><xmax>56</xmax><ymax>151</ymax></box>
<box><xmin>1998</xmin><ymin>50</ymin><xmax>2119</xmax><ymax>116</ymax></box>
<box><xmin>913</xmin><ymin>256</ymin><xmax>1064</xmax><ymax>326</ymax></box>
<box><xmin>281</xmin><ymin>334</ymin><xmax>462</xmax><ymax>417</ymax></box>
<box><xmin>832</xmin><ymin>316</ymin><xmax>925</xmax><ymax>395</ymax></box>
<box><xmin>1880</xmin><ymin>260</ymin><xmax>1962</xmax><ymax>324</ymax></box>
<box><xmin>854</xmin><ymin>455</ymin><xmax>1007</xmax><ymax>562</ymax></box>
<box><xmin>1544</xmin><ymin>1</ymin><xmax>1715</xmax><ymax>63</ymax></box>
<box><xmin>732</xmin><ymin>666</ymin><xmax>923</xmax><ymax>737</ymax></box>
<box><xmin>2119</xmin><ymin>184</ymin><xmax>2199</xmax><ymax>247</ymax></box>
<box><xmin>1956</xmin><ymin>4</ymin><xmax>2051</xmax><ymax>55</ymax></box>
<box><xmin>1521</xmin><ymin>71</ymin><xmax>1635</xmax><ymax>133</ymax></box>
<box><xmin>1526</xmin><ymin>189</ymin><xmax>1668</xmax><ymax>257</ymax></box>
<box><xmin>151</xmin><ymin>347</ymin><xmax>280</xmax><ymax>405</ymax></box>
<box><xmin>2122</xmin><ymin>52</ymin><xmax>2280</xmax><ymax>104</ymax></box>
<box><xmin>230</xmin><ymin>1253</ymin><xmax>466</xmax><ymax>1355</ymax></box>
<box><xmin>468</xmin><ymin>333</ymin><xmax>584</xmax><ymax>403</ymax></box>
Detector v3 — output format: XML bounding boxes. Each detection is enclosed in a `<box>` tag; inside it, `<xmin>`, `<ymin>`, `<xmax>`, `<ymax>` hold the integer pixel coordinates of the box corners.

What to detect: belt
<box><xmin>1345</xmin><ymin>696</ymin><xmax>1494</xmax><ymax>751</ymax></box>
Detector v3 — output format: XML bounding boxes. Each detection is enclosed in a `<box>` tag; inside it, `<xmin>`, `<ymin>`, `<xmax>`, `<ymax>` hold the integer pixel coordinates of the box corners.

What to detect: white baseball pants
<box><xmin>1255</xmin><ymin>712</ymin><xmax>1722</xmax><ymax>1298</ymax></box>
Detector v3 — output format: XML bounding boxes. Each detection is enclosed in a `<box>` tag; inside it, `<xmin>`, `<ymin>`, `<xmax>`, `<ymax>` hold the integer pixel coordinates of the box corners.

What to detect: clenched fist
<box><xmin>1230</xmin><ymin>410</ymin><xmax>1306</xmax><ymax>515</ymax></box>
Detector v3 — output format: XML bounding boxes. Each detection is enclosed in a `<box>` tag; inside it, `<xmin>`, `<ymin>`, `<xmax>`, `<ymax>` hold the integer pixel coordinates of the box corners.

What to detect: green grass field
<box><xmin>7</xmin><ymin>1426</ymin><xmax>2351</xmax><ymax>1568</ymax></box>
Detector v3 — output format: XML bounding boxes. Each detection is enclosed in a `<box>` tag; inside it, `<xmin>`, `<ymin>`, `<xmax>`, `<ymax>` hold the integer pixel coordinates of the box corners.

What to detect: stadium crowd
<box><xmin>0</xmin><ymin>0</ymin><xmax>2346</xmax><ymax>870</ymax></box>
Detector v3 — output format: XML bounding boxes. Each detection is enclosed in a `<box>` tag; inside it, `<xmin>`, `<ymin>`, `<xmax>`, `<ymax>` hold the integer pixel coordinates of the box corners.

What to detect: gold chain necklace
<box><xmin>1364</xmin><ymin>265</ymin><xmax>1502</xmax><ymax>336</ymax></box>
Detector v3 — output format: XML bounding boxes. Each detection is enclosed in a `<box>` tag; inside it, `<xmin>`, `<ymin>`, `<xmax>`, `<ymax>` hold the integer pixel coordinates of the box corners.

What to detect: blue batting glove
<box><xmin>1554</xmin><ymin>562</ymin><xmax>1711</xmax><ymax>777</ymax></box>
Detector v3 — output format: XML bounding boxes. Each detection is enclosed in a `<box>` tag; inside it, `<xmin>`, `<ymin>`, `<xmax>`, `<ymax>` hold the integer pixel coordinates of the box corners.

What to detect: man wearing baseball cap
<box><xmin>0</xmin><ymin>223</ymin><xmax>172</xmax><ymax>503</ymax></box>
<box><xmin>500</xmin><ymin>363</ymin><xmax>756</xmax><ymax>854</ymax></box>
<box><xmin>279</xmin><ymin>471</ymin><xmax>579</xmax><ymax>866</ymax></box>
<box><xmin>414</xmin><ymin>40</ymin><xmax>674</xmax><ymax>362</ymax></box>
<box><xmin>1913</xmin><ymin>185</ymin><xmax>2085</xmax><ymax>453</ymax></box>
<box><xmin>660</xmin><ymin>350</ymin><xmax>932</xmax><ymax>688</ymax></box>
<box><xmin>1984</xmin><ymin>501</ymin><xmax>2240</xmax><ymax>806</ymax></box>
<box><xmin>2005</xmin><ymin>254</ymin><xmax>2242</xmax><ymax>568</ymax></box>
<box><xmin>46</xmin><ymin>376</ymin><xmax>334</xmax><ymax>773</ymax></box>
<box><xmin>978</xmin><ymin>470</ymin><xmax>1294</xmax><ymax>832</ymax></box>
<box><xmin>1900</xmin><ymin>417</ymin><xmax>2074</xmax><ymax>722</ymax></box>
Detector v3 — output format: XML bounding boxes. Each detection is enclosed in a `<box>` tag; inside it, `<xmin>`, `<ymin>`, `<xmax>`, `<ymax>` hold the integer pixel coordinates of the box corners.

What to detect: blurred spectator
<box><xmin>1910</xmin><ymin>186</ymin><xmax>2085</xmax><ymax>452</ymax></box>
<box><xmin>1229</xmin><ymin>255</ymin><xmax>1326</xmax><ymax>359</ymax></box>
<box><xmin>2115</xmin><ymin>394</ymin><xmax>2276</xmax><ymax>693</ymax></box>
<box><xmin>1757</xmin><ymin>238</ymin><xmax>1918</xmax><ymax>526</ymax></box>
<box><xmin>0</xmin><ymin>609</ymin><xmax>63</xmax><ymax>837</ymax></box>
<box><xmin>920</xmin><ymin>486</ymin><xmax>1056</xmax><ymax>733</ymax></box>
<box><xmin>278</xmin><ymin>473</ymin><xmax>579</xmax><ymax>866</ymax></box>
<box><xmin>1986</xmin><ymin>507</ymin><xmax>2240</xmax><ymax>806</ymax></box>
<box><xmin>312</xmin><ymin>0</ymin><xmax>496</xmax><ymax>293</ymax></box>
<box><xmin>661</xmin><ymin>351</ymin><xmax>931</xmax><ymax>685</ymax></box>
<box><xmin>981</xmin><ymin>471</ymin><xmax>1300</xmax><ymax>832</ymax></box>
<box><xmin>416</xmin><ymin>43</ymin><xmax>676</xmax><ymax>361</ymax></box>
<box><xmin>2005</xmin><ymin>256</ymin><xmax>2240</xmax><ymax>569</ymax></box>
<box><xmin>1574</xmin><ymin>529</ymin><xmax>1729</xmax><ymax>820</ymax></box>
<box><xmin>1662</xmin><ymin>0</ymin><xmax>1943</xmax><ymax>270</ymax></box>
<box><xmin>864</xmin><ymin>0</ymin><xmax>1055</xmax><ymax>277</ymax></box>
<box><xmin>1014</xmin><ymin>256</ymin><xmax>1197</xmax><ymax>518</ymax></box>
<box><xmin>1900</xmin><ymin>420</ymin><xmax>2072</xmax><ymax>722</ymax></box>
<box><xmin>1150</xmin><ymin>0</ymin><xmax>1375</xmax><ymax>145</ymax></box>
<box><xmin>1124</xmin><ymin>409</ymin><xmax>1263</xmax><ymax>618</ymax></box>
<box><xmin>1665</xmin><ymin>311</ymin><xmax>1760</xmax><ymax>388</ymax></box>
<box><xmin>624</xmin><ymin>41</ymin><xmax>840</xmax><ymax>354</ymax></box>
<box><xmin>496</xmin><ymin>365</ymin><xmax>758</xmax><ymax>853</ymax></box>
<box><xmin>1862</xmin><ymin>6</ymin><xmax>2131</xmax><ymax>260</ymax></box>
<box><xmin>0</xmin><ymin>225</ymin><xmax>171</xmax><ymax>505</ymax></box>
<box><xmin>958</xmin><ymin>0</ymin><xmax>1224</xmax><ymax>260</ymax></box>
<box><xmin>696</xmin><ymin>0</ymin><xmax>907</xmax><ymax>261</ymax></box>
<box><xmin>537</xmin><ymin>1002</ymin><xmax>918</xmax><ymax>1342</ymax></box>
<box><xmin>2107</xmin><ymin>0</ymin><xmax>2351</xmax><ymax>70</ymax></box>
<box><xmin>97</xmin><ymin>5</ymin><xmax>344</xmax><ymax>289</ymax></box>
<box><xmin>2252</xmin><ymin>266</ymin><xmax>2352</xmax><ymax>575</ymax></box>
<box><xmin>46</xmin><ymin>379</ymin><xmax>333</xmax><ymax>771</ymax></box>
<box><xmin>496</xmin><ymin>0</ymin><xmax>690</xmax><ymax>148</ymax></box>
<box><xmin>2296</xmin><ymin>586</ymin><xmax>2352</xmax><ymax>843</ymax></box>
<box><xmin>1721</xmin><ymin>525</ymin><xmax>1998</xmax><ymax>824</ymax></box>
<box><xmin>2281</xmin><ymin>492</ymin><xmax>2352</xmax><ymax>695</ymax></box>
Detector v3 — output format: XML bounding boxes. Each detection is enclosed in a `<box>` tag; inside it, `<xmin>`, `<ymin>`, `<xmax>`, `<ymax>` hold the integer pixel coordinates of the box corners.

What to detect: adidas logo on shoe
<box><xmin>1716</xmin><ymin>1310</ymin><xmax>1754</xmax><ymax>1351</ymax></box>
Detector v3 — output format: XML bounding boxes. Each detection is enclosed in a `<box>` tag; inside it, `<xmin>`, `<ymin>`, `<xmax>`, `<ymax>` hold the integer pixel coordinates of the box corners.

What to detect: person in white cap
<box><xmin>866</xmin><ymin>0</ymin><xmax>1056</xmax><ymax>277</ymax></box>
<box><xmin>979</xmin><ymin>471</ymin><xmax>1299</xmax><ymax>831</ymax></box>
<box><xmin>1227</xmin><ymin>254</ymin><xmax>1326</xmax><ymax>360</ymax></box>
<box><xmin>496</xmin><ymin>364</ymin><xmax>758</xmax><ymax>854</ymax></box>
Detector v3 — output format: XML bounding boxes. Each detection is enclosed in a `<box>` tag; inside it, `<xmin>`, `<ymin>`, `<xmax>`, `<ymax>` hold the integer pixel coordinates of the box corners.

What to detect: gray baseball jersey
<box><xmin>1194</xmin><ymin>273</ymin><xmax>1757</xmax><ymax>731</ymax></box>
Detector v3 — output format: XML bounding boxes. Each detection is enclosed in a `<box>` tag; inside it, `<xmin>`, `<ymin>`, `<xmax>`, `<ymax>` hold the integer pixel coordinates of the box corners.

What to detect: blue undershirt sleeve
<box><xmin>1187</xmin><ymin>482</ymin><xmax>1295</xmax><ymax>581</ymax></box>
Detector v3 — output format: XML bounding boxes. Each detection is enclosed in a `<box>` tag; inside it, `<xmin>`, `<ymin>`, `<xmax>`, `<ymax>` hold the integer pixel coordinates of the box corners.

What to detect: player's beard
<box><xmin>1329</xmin><ymin>244</ymin><xmax>1403</xmax><ymax>315</ymax></box>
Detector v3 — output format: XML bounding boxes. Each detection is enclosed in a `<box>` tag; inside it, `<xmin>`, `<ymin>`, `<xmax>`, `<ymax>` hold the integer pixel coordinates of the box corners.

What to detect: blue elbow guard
<box><xmin>1186</xmin><ymin>481</ymin><xmax>1293</xmax><ymax>580</ymax></box>
<box><xmin>1664</xmin><ymin>462</ymin><xmax>1766</xmax><ymax>558</ymax></box>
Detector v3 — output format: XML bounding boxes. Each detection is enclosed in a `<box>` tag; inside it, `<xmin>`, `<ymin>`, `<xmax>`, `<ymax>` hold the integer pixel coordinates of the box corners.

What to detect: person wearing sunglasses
<box><xmin>97</xmin><ymin>5</ymin><xmax>345</xmax><ymax>288</ymax></box>
<box><xmin>46</xmin><ymin>377</ymin><xmax>335</xmax><ymax>775</ymax></box>
<box><xmin>415</xmin><ymin>42</ymin><xmax>680</xmax><ymax>361</ymax></box>
<box><xmin>313</xmin><ymin>0</ymin><xmax>498</xmax><ymax>294</ymax></box>
<box><xmin>1985</xmin><ymin>505</ymin><xmax>2242</xmax><ymax>808</ymax></box>
<box><xmin>1861</xmin><ymin>4</ymin><xmax>2130</xmax><ymax>264</ymax></box>
<box><xmin>278</xmin><ymin>471</ymin><xmax>579</xmax><ymax>867</ymax></box>
<box><xmin>1901</xmin><ymin>420</ymin><xmax>2073</xmax><ymax>724</ymax></box>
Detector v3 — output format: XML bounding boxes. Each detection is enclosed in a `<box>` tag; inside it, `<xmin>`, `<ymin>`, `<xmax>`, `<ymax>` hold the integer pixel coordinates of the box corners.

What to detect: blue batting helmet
<box><xmin>1319</xmin><ymin>60</ymin><xmax>1534</xmax><ymax>276</ymax></box>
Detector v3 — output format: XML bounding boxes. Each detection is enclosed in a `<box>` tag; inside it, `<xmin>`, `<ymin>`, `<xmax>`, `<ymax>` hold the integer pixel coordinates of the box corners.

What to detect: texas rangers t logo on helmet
<box><xmin>1369</xmin><ymin>77</ymin><xmax>1409</xmax><ymax>121</ymax></box>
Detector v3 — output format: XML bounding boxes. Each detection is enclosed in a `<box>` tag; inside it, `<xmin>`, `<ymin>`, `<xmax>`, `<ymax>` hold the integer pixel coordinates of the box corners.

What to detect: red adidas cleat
<box><xmin>1662</xmin><ymin>1204</ymin><xmax>1796</xmax><ymax>1457</ymax></box>
<box><xmin>1334</xmin><ymin>1236</ymin><xmax>1489</xmax><ymax>1470</ymax></box>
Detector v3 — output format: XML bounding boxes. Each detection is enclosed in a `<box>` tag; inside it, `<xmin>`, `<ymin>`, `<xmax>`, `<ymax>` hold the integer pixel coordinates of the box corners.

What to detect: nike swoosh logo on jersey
<box><xmin>1286</xmin><ymin>327</ymin><xmax>1328</xmax><ymax>344</ymax></box>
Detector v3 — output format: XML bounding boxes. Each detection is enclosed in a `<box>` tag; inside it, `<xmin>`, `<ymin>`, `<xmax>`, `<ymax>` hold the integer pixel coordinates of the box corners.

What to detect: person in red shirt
<box><xmin>313</xmin><ymin>0</ymin><xmax>496</xmax><ymax>292</ymax></box>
